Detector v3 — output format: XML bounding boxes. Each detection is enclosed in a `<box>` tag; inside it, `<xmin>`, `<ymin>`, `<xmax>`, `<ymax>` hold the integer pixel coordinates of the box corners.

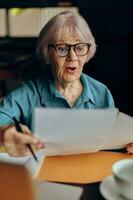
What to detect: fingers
<box><xmin>3</xmin><ymin>125</ymin><xmax>45</xmax><ymax>157</ymax></box>
<box><xmin>126</xmin><ymin>143</ymin><xmax>133</xmax><ymax>154</ymax></box>
<box><xmin>19</xmin><ymin>125</ymin><xmax>45</xmax><ymax>149</ymax></box>
<box><xmin>19</xmin><ymin>124</ymin><xmax>32</xmax><ymax>135</ymax></box>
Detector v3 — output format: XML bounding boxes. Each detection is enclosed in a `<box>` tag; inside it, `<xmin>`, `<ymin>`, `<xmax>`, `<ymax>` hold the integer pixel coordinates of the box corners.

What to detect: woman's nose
<box><xmin>67</xmin><ymin>47</ymin><xmax>78</xmax><ymax>60</ymax></box>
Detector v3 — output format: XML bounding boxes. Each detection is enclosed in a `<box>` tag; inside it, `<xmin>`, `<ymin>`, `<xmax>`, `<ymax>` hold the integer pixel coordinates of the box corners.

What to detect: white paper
<box><xmin>36</xmin><ymin>182</ymin><xmax>83</xmax><ymax>200</ymax></box>
<box><xmin>0</xmin><ymin>149</ymin><xmax>46</xmax><ymax>178</ymax></box>
<box><xmin>0</xmin><ymin>153</ymin><xmax>29</xmax><ymax>165</ymax></box>
<box><xmin>25</xmin><ymin>149</ymin><xmax>46</xmax><ymax>177</ymax></box>
<box><xmin>34</xmin><ymin>108</ymin><xmax>118</xmax><ymax>156</ymax></box>
<box><xmin>103</xmin><ymin>112</ymin><xmax>133</xmax><ymax>149</ymax></box>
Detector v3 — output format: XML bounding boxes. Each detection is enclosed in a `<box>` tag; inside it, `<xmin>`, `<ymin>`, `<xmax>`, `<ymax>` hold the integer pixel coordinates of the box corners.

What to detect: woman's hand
<box><xmin>1</xmin><ymin>124</ymin><xmax>45</xmax><ymax>157</ymax></box>
<box><xmin>126</xmin><ymin>143</ymin><xmax>133</xmax><ymax>154</ymax></box>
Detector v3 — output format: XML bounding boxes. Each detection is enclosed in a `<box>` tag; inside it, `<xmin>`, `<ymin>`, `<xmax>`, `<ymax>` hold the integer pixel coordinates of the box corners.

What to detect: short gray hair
<box><xmin>36</xmin><ymin>11</ymin><xmax>96</xmax><ymax>66</ymax></box>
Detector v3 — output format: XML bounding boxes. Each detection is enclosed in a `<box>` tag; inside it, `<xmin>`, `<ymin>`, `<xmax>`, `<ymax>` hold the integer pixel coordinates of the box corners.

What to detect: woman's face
<box><xmin>48</xmin><ymin>35</ymin><xmax>88</xmax><ymax>84</ymax></box>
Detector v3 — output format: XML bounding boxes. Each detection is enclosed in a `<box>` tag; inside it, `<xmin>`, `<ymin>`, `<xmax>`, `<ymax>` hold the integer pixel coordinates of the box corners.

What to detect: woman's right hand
<box><xmin>0</xmin><ymin>124</ymin><xmax>45</xmax><ymax>157</ymax></box>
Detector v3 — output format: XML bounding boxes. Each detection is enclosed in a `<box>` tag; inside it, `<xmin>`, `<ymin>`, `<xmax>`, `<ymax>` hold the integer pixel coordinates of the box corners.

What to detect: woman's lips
<box><xmin>65</xmin><ymin>67</ymin><xmax>77</xmax><ymax>73</ymax></box>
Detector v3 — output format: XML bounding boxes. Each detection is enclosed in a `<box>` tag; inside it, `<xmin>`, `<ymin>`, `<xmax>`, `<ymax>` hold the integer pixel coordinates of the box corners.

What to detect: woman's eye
<box><xmin>58</xmin><ymin>47</ymin><xmax>66</xmax><ymax>51</ymax></box>
<box><xmin>77</xmin><ymin>45</ymin><xmax>84</xmax><ymax>51</ymax></box>
<box><xmin>57</xmin><ymin>46</ymin><xmax>69</xmax><ymax>53</ymax></box>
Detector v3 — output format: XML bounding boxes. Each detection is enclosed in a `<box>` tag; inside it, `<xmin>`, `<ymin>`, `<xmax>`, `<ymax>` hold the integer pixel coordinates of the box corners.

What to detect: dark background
<box><xmin>0</xmin><ymin>0</ymin><xmax>133</xmax><ymax>115</ymax></box>
<box><xmin>78</xmin><ymin>0</ymin><xmax>133</xmax><ymax>115</ymax></box>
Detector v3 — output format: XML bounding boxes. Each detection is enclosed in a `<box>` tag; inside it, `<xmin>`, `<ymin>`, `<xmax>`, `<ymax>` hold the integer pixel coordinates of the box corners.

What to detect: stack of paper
<box><xmin>34</xmin><ymin>108</ymin><xmax>133</xmax><ymax>156</ymax></box>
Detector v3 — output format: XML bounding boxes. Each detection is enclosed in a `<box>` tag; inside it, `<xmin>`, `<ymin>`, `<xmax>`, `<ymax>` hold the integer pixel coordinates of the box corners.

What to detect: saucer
<box><xmin>100</xmin><ymin>175</ymin><xmax>128</xmax><ymax>200</ymax></box>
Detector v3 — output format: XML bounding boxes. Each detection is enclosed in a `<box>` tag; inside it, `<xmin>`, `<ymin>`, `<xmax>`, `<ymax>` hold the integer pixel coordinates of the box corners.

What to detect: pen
<box><xmin>13</xmin><ymin>117</ymin><xmax>38</xmax><ymax>162</ymax></box>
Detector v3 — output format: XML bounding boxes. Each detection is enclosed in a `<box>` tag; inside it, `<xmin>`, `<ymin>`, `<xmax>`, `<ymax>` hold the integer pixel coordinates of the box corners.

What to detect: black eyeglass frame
<box><xmin>48</xmin><ymin>43</ymin><xmax>91</xmax><ymax>57</ymax></box>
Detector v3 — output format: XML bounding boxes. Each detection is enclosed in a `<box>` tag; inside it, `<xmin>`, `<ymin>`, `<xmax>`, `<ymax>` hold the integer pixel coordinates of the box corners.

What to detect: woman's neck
<box><xmin>55</xmin><ymin>79</ymin><xmax>83</xmax><ymax>107</ymax></box>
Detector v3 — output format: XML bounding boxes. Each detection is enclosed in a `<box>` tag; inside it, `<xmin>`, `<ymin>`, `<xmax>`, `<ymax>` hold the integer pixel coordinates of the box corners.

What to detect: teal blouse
<box><xmin>0</xmin><ymin>73</ymin><xmax>114</xmax><ymax>129</ymax></box>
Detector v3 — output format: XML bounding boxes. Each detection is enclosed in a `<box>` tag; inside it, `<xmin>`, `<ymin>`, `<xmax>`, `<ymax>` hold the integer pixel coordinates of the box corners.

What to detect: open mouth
<box><xmin>65</xmin><ymin>67</ymin><xmax>77</xmax><ymax>73</ymax></box>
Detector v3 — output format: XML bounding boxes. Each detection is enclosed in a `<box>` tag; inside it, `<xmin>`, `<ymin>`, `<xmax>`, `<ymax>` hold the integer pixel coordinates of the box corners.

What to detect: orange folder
<box><xmin>36</xmin><ymin>151</ymin><xmax>133</xmax><ymax>184</ymax></box>
<box><xmin>0</xmin><ymin>163</ymin><xmax>36</xmax><ymax>200</ymax></box>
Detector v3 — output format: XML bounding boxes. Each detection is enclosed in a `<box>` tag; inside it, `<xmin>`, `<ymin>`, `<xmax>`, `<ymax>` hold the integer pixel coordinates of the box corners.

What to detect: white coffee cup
<box><xmin>112</xmin><ymin>159</ymin><xmax>133</xmax><ymax>200</ymax></box>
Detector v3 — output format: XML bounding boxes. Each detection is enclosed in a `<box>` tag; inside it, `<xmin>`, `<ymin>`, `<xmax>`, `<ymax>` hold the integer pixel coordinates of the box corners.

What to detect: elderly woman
<box><xmin>1</xmin><ymin>11</ymin><xmax>130</xmax><ymax>157</ymax></box>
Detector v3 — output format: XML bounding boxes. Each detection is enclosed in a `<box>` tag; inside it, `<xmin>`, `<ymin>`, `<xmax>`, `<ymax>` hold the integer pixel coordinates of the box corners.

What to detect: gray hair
<box><xmin>36</xmin><ymin>11</ymin><xmax>96</xmax><ymax>66</ymax></box>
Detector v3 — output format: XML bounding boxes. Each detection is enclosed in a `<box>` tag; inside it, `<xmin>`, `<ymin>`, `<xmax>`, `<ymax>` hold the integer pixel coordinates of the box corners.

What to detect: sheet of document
<box><xmin>34</xmin><ymin>108</ymin><xmax>118</xmax><ymax>156</ymax></box>
<box><xmin>36</xmin><ymin>182</ymin><xmax>83</xmax><ymax>200</ymax></box>
<box><xmin>103</xmin><ymin>112</ymin><xmax>133</xmax><ymax>149</ymax></box>
<box><xmin>0</xmin><ymin>149</ymin><xmax>46</xmax><ymax>177</ymax></box>
<box><xmin>0</xmin><ymin>153</ymin><xmax>29</xmax><ymax>165</ymax></box>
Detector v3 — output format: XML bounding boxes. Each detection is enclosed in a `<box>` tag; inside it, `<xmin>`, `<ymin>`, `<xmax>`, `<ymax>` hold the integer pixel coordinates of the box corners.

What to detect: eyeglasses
<box><xmin>48</xmin><ymin>43</ymin><xmax>91</xmax><ymax>57</ymax></box>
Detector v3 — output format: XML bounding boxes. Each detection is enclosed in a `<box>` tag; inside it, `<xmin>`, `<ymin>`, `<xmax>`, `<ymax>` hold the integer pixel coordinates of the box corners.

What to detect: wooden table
<box><xmin>36</xmin><ymin>151</ymin><xmax>133</xmax><ymax>200</ymax></box>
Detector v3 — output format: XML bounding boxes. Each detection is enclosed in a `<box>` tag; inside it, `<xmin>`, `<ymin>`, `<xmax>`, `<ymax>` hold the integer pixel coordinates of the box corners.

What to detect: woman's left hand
<box><xmin>126</xmin><ymin>143</ymin><xmax>133</xmax><ymax>154</ymax></box>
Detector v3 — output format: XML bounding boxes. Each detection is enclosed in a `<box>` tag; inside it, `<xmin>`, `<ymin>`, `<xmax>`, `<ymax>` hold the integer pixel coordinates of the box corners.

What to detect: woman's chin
<box><xmin>62</xmin><ymin>75</ymin><xmax>80</xmax><ymax>83</ymax></box>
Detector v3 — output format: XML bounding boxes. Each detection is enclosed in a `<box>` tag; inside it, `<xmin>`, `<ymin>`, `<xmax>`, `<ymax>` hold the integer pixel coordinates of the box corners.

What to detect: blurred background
<box><xmin>0</xmin><ymin>0</ymin><xmax>133</xmax><ymax>115</ymax></box>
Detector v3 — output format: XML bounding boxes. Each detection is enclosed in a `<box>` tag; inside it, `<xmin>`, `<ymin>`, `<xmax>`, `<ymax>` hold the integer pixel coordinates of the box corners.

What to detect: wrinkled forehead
<box><xmin>52</xmin><ymin>25</ymin><xmax>87</xmax><ymax>43</ymax></box>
